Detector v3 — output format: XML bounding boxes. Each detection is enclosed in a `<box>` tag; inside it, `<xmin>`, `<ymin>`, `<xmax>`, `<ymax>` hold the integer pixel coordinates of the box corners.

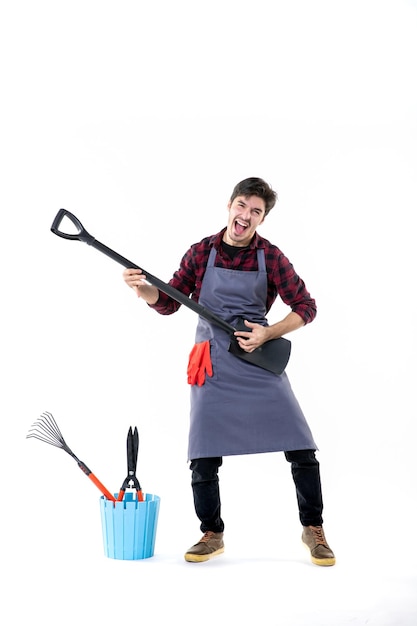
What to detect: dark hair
<box><xmin>230</xmin><ymin>177</ymin><xmax>277</xmax><ymax>216</ymax></box>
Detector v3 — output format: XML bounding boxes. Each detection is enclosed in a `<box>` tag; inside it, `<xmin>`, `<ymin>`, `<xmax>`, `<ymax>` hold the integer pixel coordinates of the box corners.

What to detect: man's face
<box><xmin>223</xmin><ymin>195</ymin><xmax>266</xmax><ymax>247</ymax></box>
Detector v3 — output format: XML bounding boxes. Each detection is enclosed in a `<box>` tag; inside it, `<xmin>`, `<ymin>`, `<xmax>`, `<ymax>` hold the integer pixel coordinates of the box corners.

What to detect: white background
<box><xmin>1</xmin><ymin>1</ymin><xmax>416</xmax><ymax>624</ymax></box>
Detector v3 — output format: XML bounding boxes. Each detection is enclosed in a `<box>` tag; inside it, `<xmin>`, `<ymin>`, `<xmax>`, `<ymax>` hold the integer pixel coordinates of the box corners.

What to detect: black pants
<box><xmin>190</xmin><ymin>450</ymin><xmax>323</xmax><ymax>533</ymax></box>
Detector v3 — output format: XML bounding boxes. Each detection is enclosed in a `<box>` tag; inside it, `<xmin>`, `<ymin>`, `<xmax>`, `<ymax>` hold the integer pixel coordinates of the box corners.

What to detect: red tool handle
<box><xmin>76</xmin><ymin>460</ymin><xmax>116</xmax><ymax>502</ymax></box>
<box><xmin>117</xmin><ymin>488</ymin><xmax>144</xmax><ymax>502</ymax></box>
<box><xmin>88</xmin><ymin>473</ymin><xmax>116</xmax><ymax>502</ymax></box>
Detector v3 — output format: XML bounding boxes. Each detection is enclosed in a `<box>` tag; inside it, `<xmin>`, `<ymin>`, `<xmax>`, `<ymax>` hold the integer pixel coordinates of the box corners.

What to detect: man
<box><xmin>123</xmin><ymin>177</ymin><xmax>335</xmax><ymax>566</ymax></box>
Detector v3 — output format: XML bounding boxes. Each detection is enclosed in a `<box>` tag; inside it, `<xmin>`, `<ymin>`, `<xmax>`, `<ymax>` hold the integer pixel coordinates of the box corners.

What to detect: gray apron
<box><xmin>188</xmin><ymin>247</ymin><xmax>317</xmax><ymax>460</ymax></box>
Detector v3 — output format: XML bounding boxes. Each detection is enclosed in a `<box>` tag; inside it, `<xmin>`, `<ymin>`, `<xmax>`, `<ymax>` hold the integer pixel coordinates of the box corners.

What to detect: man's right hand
<box><xmin>122</xmin><ymin>268</ymin><xmax>159</xmax><ymax>304</ymax></box>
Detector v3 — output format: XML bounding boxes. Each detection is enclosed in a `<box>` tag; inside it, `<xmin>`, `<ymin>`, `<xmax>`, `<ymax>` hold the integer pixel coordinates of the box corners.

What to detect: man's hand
<box><xmin>234</xmin><ymin>320</ymin><xmax>271</xmax><ymax>353</ymax></box>
<box><xmin>122</xmin><ymin>268</ymin><xmax>159</xmax><ymax>304</ymax></box>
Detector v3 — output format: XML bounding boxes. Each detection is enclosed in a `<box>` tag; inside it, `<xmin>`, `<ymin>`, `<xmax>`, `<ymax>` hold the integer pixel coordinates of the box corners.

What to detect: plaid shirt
<box><xmin>150</xmin><ymin>228</ymin><xmax>317</xmax><ymax>324</ymax></box>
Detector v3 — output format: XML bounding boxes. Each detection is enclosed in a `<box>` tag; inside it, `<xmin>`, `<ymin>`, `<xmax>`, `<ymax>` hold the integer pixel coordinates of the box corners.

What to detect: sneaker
<box><xmin>302</xmin><ymin>525</ymin><xmax>336</xmax><ymax>566</ymax></box>
<box><xmin>184</xmin><ymin>531</ymin><xmax>225</xmax><ymax>563</ymax></box>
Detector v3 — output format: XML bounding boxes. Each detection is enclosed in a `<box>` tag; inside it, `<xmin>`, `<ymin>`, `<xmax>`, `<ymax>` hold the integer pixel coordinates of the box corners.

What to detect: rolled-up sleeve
<box><xmin>275</xmin><ymin>254</ymin><xmax>317</xmax><ymax>324</ymax></box>
<box><xmin>148</xmin><ymin>246</ymin><xmax>197</xmax><ymax>316</ymax></box>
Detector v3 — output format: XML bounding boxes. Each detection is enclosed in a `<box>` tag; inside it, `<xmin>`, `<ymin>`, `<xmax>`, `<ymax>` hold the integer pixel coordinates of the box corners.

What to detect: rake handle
<box><xmin>77</xmin><ymin>460</ymin><xmax>116</xmax><ymax>502</ymax></box>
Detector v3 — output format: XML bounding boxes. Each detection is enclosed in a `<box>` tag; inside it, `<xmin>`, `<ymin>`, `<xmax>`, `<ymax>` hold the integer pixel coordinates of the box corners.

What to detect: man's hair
<box><xmin>230</xmin><ymin>177</ymin><xmax>277</xmax><ymax>216</ymax></box>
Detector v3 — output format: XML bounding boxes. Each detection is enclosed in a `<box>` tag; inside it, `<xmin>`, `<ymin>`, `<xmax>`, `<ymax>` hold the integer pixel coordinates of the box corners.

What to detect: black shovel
<box><xmin>51</xmin><ymin>209</ymin><xmax>291</xmax><ymax>376</ymax></box>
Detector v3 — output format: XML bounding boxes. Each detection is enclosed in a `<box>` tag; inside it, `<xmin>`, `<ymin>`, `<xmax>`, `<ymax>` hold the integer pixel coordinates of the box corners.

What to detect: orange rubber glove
<box><xmin>187</xmin><ymin>340</ymin><xmax>213</xmax><ymax>386</ymax></box>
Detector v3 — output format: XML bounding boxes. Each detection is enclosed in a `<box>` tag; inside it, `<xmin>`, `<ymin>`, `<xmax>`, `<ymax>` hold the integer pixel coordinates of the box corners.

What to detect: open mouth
<box><xmin>234</xmin><ymin>219</ymin><xmax>248</xmax><ymax>235</ymax></box>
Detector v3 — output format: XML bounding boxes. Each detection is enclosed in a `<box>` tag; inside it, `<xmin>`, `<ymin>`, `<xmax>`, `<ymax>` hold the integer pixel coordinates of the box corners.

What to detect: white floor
<box><xmin>9</xmin><ymin>543</ymin><xmax>417</xmax><ymax>626</ymax></box>
<box><xmin>6</xmin><ymin>451</ymin><xmax>417</xmax><ymax>626</ymax></box>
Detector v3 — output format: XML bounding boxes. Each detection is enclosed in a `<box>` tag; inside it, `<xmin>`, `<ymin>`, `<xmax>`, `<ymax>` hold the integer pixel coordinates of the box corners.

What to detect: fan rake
<box><xmin>27</xmin><ymin>411</ymin><xmax>115</xmax><ymax>502</ymax></box>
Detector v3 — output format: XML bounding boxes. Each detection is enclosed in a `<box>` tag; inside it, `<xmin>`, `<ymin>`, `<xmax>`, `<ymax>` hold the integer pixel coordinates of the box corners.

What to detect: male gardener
<box><xmin>123</xmin><ymin>177</ymin><xmax>335</xmax><ymax>566</ymax></box>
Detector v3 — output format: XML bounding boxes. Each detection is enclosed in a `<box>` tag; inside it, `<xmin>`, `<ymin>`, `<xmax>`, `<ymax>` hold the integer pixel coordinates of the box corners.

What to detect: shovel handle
<box><xmin>51</xmin><ymin>208</ymin><xmax>96</xmax><ymax>243</ymax></box>
<box><xmin>51</xmin><ymin>209</ymin><xmax>291</xmax><ymax>375</ymax></box>
<box><xmin>51</xmin><ymin>209</ymin><xmax>236</xmax><ymax>336</ymax></box>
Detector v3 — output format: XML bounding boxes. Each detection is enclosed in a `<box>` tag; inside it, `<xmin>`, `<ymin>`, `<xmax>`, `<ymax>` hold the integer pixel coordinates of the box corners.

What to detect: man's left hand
<box><xmin>234</xmin><ymin>320</ymin><xmax>271</xmax><ymax>353</ymax></box>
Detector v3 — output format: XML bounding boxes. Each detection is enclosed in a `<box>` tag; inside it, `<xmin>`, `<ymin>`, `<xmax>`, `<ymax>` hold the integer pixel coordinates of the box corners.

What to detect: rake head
<box><xmin>26</xmin><ymin>411</ymin><xmax>116</xmax><ymax>502</ymax></box>
<box><xmin>26</xmin><ymin>411</ymin><xmax>69</xmax><ymax>451</ymax></box>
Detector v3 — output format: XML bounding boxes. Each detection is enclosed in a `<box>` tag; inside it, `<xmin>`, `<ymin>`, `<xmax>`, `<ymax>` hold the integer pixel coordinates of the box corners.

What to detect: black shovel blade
<box><xmin>228</xmin><ymin>336</ymin><xmax>291</xmax><ymax>376</ymax></box>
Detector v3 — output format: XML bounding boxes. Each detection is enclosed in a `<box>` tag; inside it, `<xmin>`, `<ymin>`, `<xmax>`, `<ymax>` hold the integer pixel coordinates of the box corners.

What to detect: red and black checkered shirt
<box><xmin>150</xmin><ymin>228</ymin><xmax>316</xmax><ymax>324</ymax></box>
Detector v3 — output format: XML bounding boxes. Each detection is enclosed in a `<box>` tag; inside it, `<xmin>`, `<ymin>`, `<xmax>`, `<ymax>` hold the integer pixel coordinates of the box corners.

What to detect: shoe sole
<box><xmin>311</xmin><ymin>555</ymin><xmax>336</xmax><ymax>566</ymax></box>
<box><xmin>184</xmin><ymin>547</ymin><xmax>225</xmax><ymax>563</ymax></box>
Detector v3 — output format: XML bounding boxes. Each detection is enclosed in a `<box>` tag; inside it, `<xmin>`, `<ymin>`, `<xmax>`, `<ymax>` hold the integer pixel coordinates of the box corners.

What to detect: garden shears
<box><xmin>117</xmin><ymin>426</ymin><xmax>144</xmax><ymax>502</ymax></box>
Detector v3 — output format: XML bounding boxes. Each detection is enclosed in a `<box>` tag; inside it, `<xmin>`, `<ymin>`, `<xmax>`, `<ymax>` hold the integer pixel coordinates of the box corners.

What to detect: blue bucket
<box><xmin>100</xmin><ymin>493</ymin><xmax>160</xmax><ymax>560</ymax></box>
